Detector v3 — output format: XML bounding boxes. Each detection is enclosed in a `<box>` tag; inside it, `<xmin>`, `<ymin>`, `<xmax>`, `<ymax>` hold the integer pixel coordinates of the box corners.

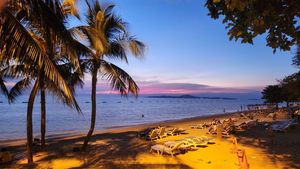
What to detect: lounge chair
<box><xmin>198</xmin><ymin>135</ymin><xmax>215</xmax><ymax>144</ymax></box>
<box><xmin>166</xmin><ymin>128</ymin><xmax>180</xmax><ymax>136</ymax></box>
<box><xmin>271</xmin><ymin>119</ymin><xmax>297</xmax><ymax>132</ymax></box>
<box><xmin>190</xmin><ymin>124</ymin><xmax>204</xmax><ymax>129</ymax></box>
<box><xmin>157</xmin><ymin>127</ymin><xmax>168</xmax><ymax>139</ymax></box>
<box><xmin>182</xmin><ymin>137</ymin><xmax>208</xmax><ymax>148</ymax></box>
<box><xmin>138</xmin><ymin>127</ymin><xmax>155</xmax><ymax>138</ymax></box>
<box><xmin>185</xmin><ymin>136</ymin><xmax>215</xmax><ymax>144</ymax></box>
<box><xmin>207</xmin><ymin>125</ymin><xmax>231</xmax><ymax>137</ymax></box>
<box><xmin>147</xmin><ymin>129</ymin><xmax>159</xmax><ymax>141</ymax></box>
<box><xmin>164</xmin><ymin>141</ymin><xmax>191</xmax><ymax>151</ymax></box>
<box><xmin>150</xmin><ymin>142</ymin><xmax>185</xmax><ymax>156</ymax></box>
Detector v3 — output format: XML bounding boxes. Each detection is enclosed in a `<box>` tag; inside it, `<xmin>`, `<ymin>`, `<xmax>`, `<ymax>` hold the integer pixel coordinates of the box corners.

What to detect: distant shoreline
<box><xmin>147</xmin><ymin>94</ymin><xmax>236</xmax><ymax>100</ymax></box>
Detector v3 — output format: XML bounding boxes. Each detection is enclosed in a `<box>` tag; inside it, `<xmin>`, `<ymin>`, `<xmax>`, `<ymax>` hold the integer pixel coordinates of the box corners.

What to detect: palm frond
<box><xmin>62</xmin><ymin>0</ymin><xmax>80</xmax><ymax>19</ymax></box>
<box><xmin>45</xmin><ymin>77</ymin><xmax>82</xmax><ymax>114</ymax></box>
<box><xmin>15</xmin><ymin>0</ymin><xmax>82</xmax><ymax>70</ymax></box>
<box><xmin>103</xmin><ymin>4</ymin><xmax>115</xmax><ymax>18</ymax></box>
<box><xmin>56</xmin><ymin>61</ymin><xmax>84</xmax><ymax>91</ymax></box>
<box><xmin>0</xmin><ymin>77</ymin><xmax>9</xmax><ymax>98</ymax></box>
<box><xmin>8</xmin><ymin>77</ymin><xmax>31</xmax><ymax>103</ymax></box>
<box><xmin>77</xmin><ymin>26</ymin><xmax>108</xmax><ymax>55</ymax></box>
<box><xmin>0</xmin><ymin>9</ymin><xmax>43</xmax><ymax>65</ymax></box>
<box><xmin>105</xmin><ymin>40</ymin><xmax>127</xmax><ymax>63</ymax></box>
<box><xmin>1</xmin><ymin>9</ymin><xmax>81</xmax><ymax>108</ymax></box>
<box><xmin>128</xmin><ymin>36</ymin><xmax>146</xmax><ymax>58</ymax></box>
<box><xmin>2</xmin><ymin>64</ymin><xmax>37</xmax><ymax>78</ymax></box>
<box><xmin>100</xmin><ymin>60</ymin><xmax>139</xmax><ymax>96</ymax></box>
<box><xmin>103</xmin><ymin>14</ymin><xmax>127</xmax><ymax>39</ymax></box>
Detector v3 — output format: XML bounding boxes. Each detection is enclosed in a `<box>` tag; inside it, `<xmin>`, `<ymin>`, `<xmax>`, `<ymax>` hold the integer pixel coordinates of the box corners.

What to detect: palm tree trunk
<box><xmin>82</xmin><ymin>69</ymin><xmax>97</xmax><ymax>151</ymax></box>
<box><xmin>40</xmin><ymin>85</ymin><xmax>46</xmax><ymax>148</ymax></box>
<box><xmin>27</xmin><ymin>80</ymin><xmax>39</xmax><ymax>164</ymax></box>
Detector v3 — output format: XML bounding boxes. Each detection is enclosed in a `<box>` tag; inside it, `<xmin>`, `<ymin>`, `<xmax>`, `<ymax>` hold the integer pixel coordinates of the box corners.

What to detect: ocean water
<box><xmin>0</xmin><ymin>94</ymin><xmax>262</xmax><ymax>140</ymax></box>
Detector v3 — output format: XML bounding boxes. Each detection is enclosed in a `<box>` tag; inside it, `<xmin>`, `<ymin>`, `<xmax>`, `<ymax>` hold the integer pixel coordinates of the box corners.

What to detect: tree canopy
<box><xmin>262</xmin><ymin>85</ymin><xmax>283</xmax><ymax>105</ymax></box>
<box><xmin>205</xmin><ymin>0</ymin><xmax>300</xmax><ymax>52</ymax></box>
<box><xmin>279</xmin><ymin>72</ymin><xmax>300</xmax><ymax>102</ymax></box>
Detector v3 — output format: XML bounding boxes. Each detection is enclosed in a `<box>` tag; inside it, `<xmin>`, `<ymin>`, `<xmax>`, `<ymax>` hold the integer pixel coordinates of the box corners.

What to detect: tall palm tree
<box><xmin>77</xmin><ymin>0</ymin><xmax>146</xmax><ymax>150</ymax></box>
<box><xmin>0</xmin><ymin>0</ymin><xmax>84</xmax><ymax>163</ymax></box>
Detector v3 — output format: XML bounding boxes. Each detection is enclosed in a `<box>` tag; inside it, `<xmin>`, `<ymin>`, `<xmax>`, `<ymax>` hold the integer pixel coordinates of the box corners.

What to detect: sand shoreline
<box><xmin>0</xmin><ymin>111</ymin><xmax>241</xmax><ymax>144</ymax></box>
<box><xmin>1</xmin><ymin>108</ymin><xmax>300</xmax><ymax>169</ymax></box>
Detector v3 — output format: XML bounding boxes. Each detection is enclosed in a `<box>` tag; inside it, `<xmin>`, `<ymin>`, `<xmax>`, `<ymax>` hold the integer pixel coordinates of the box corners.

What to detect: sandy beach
<box><xmin>1</xmin><ymin>109</ymin><xmax>299</xmax><ymax>169</ymax></box>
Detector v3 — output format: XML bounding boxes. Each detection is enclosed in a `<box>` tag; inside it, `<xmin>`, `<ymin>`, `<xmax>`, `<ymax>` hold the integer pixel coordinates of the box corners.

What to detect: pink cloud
<box><xmin>4</xmin><ymin>82</ymin><xmax>16</xmax><ymax>88</ymax></box>
<box><xmin>80</xmin><ymin>80</ymin><xmax>263</xmax><ymax>95</ymax></box>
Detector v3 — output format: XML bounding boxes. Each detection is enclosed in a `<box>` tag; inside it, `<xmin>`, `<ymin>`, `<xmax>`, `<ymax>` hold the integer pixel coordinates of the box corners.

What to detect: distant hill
<box><xmin>147</xmin><ymin>94</ymin><xmax>236</xmax><ymax>100</ymax></box>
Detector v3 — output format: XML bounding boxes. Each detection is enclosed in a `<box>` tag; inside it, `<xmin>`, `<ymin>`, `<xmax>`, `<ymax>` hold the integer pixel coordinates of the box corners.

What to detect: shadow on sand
<box><xmin>232</xmin><ymin>121</ymin><xmax>300</xmax><ymax>169</ymax></box>
<box><xmin>2</xmin><ymin>131</ymin><xmax>192</xmax><ymax>169</ymax></box>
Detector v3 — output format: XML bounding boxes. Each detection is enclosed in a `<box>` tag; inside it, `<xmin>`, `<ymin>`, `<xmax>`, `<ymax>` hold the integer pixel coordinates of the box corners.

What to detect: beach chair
<box><xmin>164</xmin><ymin>141</ymin><xmax>191</xmax><ymax>151</ymax></box>
<box><xmin>271</xmin><ymin>119</ymin><xmax>297</xmax><ymax>132</ymax></box>
<box><xmin>178</xmin><ymin>128</ymin><xmax>189</xmax><ymax>135</ymax></box>
<box><xmin>138</xmin><ymin>127</ymin><xmax>155</xmax><ymax>138</ymax></box>
<box><xmin>207</xmin><ymin>125</ymin><xmax>217</xmax><ymax>135</ymax></box>
<box><xmin>198</xmin><ymin>135</ymin><xmax>215</xmax><ymax>144</ymax></box>
<box><xmin>148</xmin><ymin>129</ymin><xmax>159</xmax><ymax>141</ymax></box>
<box><xmin>150</xmin><ymin>142</ymin><xmax>184</xmax><ymax>156</ymax></box>
<box><xmin>166</xmin><ymin>128</ymin><xmax>176</xmax><ymax>136</ymax></box>
<box><xmin>166</xmin><ymin>128</ymin><xmax>179</xmax><ymax>136</ymax></box>
<box><xmin>183</xmin><ymin>137</ymin><xmax>208</xmax><ymax>148</ymax></box>
<box><xmin>157</xmin><ymin>127</ymin><xmax>168</xmax><ymax>139</ymax></box>
<box><xmin>190</xmin><ymin>124</ymin><xmax>204</xmax><ymax>129</ymax></box>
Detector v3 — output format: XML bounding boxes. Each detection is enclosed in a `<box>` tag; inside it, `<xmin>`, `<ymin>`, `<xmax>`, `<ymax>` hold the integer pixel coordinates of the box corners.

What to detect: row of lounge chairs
<box><xmin>150</xmin><ymin>136</ymin><xmax>215</xmax><ymax>156</ymax></box>
<box><xmin>139</xmin><ymin>126</ymin><xmax>188</xmax><ymax>141</ymax></box>
<box><xmin>191</xmin><ymin>117</ymin><xmax>258</xmax><ymax>137</ymax></box>
<box><xmin>190</xmin><ymin>118</ymin><xmax>237</xmax><ymax>130</ymax></box>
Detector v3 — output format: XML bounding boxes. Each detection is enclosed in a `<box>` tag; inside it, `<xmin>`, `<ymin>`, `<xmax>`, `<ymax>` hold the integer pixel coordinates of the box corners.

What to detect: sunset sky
<box><xmin>68</xmin><ymin>0</ymin><xmax>297</xmax><ymax>94</ymax></box>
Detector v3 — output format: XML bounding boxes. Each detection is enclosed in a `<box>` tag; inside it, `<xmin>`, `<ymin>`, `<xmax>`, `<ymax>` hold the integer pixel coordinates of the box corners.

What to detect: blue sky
<box><xmin>70</xmin><ymin>0</ymin><xmax>298</xmax><ymax>94</ymax></box>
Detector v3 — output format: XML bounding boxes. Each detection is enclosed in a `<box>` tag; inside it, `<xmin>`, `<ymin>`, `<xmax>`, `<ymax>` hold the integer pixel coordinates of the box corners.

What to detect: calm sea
<box><xmin>0</xmin><ymin>93</ymin><xmax>262</xmax><ymax>140</ymax></box>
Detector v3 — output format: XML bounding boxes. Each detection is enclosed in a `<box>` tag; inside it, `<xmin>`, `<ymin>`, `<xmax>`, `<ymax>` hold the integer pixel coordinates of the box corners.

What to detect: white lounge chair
<box><xmin>150</xmin><ymin>142</ymin><xmax>184</xmax><ymax>156</ymax></box>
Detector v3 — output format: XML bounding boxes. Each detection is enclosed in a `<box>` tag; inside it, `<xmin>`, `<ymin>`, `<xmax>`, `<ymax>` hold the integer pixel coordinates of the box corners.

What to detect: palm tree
<box><xmin>5</xmin><ymin>58</ymin><xmax>84</xmax><ymax>148</ymax></box>
<box><xmin>77</xmin><ymin>0</ymin><xmax>146</xmax><ymax>150</ymax></box>
<box><xmin>0</xmin><ymin>0</ymin><xmax>84</xmax><ymax>163</ymax></box>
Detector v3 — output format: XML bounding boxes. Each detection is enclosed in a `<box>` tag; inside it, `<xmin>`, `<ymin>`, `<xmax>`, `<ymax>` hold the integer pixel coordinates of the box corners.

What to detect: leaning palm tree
<box><xmin>6</xmin><ymin>0</ymin><xmax>83</xmax><ymax>149</ymax></box>
<box><xmin>0</xmin><ymin>0</ymin><xmax>84</xmax><ymax>163</ymax></box>
<box><xmin>77</xmin><ymin>0</ymin><xmax>145</xmax><ymax>150</ymax></box>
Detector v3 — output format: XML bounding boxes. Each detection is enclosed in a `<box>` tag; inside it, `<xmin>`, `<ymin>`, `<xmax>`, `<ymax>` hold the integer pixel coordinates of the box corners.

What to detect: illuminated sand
<box><xmin>2</xmin><ymin>112</ymin><xmax>300</xmax><ymax>169</ymax></box>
